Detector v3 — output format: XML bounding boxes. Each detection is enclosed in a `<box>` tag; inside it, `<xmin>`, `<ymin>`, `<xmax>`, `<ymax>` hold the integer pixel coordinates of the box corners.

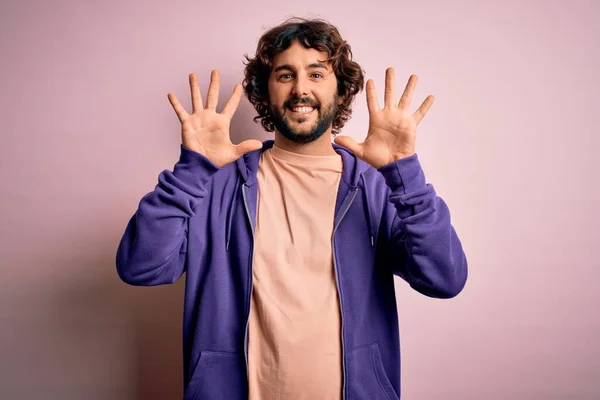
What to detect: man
<box><xmin>116</xmin><ymin>17</ymin><xmax>468</xmax><ymax>400</ymax></box>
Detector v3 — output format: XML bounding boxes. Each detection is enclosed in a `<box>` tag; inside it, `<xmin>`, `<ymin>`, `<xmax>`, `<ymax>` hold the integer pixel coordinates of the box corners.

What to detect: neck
<box><xmin>273</xmin><ymin>130</ymin><xmax>337</xmax><ymax>156</ymax></box>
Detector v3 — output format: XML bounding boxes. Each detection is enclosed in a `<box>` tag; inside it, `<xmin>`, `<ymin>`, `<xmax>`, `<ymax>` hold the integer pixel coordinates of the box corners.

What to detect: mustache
<box><xmin>284</xmin><ymin>97</ymin><xmax>320</xmax><ymax>109</ymax></box>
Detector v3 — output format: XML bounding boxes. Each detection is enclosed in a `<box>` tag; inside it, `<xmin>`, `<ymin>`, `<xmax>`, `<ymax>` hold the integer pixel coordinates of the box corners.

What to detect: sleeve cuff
<box><xmin>377</xmin><ymin>153</ymin><xmax>427</xmax><ymax>194</ymax></box>
<box><xmin>172</xmin><ymin>144</ymin><xmax>220</xmax><ymax>187</ymax></box>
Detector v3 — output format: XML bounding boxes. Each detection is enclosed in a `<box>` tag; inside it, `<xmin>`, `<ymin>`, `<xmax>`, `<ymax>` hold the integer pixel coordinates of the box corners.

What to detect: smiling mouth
<box><xmin>288</xmin><ymin>106</ymin><xmax>315</xmax><ymax>114</ymax></box>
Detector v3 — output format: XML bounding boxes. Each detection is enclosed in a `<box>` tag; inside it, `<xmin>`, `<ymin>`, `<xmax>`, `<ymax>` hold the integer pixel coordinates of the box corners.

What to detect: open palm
<box><xmin>334</xmin><ymin>68</ymin><xmax>434</xmax><ymax>169</ymax></box>
<box><xmin>167</xmin><ymin>70</ymin><xmax>262</xmax><ymax>168</ymax></box>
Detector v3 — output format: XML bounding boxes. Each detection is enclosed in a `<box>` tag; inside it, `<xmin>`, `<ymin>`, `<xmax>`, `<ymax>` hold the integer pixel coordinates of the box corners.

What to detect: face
<box><xmin>267</xmin><ymin>40</ymin><xmax>342</xmax><ymax>144</ymax></box>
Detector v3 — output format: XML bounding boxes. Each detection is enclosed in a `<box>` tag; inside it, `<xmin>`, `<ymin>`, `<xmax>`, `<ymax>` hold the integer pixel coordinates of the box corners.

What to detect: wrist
<box><xmin>389</xmin><ymin>151</ymin><xmax>414</xmax><ymax>162</ymax></box>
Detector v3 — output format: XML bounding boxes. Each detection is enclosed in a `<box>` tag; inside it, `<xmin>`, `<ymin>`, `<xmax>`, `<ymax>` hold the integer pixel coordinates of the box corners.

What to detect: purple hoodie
<box><xmin>116</xmin><ymin>140</ymin><xmax>468</xmax><ymax>400</ymax></box>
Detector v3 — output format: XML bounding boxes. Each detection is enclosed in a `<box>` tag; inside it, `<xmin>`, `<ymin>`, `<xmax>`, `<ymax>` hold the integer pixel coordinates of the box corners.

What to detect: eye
<box><xmin>278</xmin><ymin>73</ymin><xmax>293</xmax><ymax>81</ymax></box>
<box><xmin>311</xmin><ymin>72</ymin><xmax>323</xmax><ymax>79</ymax></box>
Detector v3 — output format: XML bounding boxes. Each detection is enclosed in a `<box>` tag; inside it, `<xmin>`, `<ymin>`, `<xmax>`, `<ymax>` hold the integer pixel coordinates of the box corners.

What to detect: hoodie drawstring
<box><xmin>225</xmin><ymin>176</ymin><xmax>241</xmax><ymax>251</ymax></box>
<box><xmin>360</xmin><ymin>174</ymin><xmax>375</xmax><ymax>247</ymax></box>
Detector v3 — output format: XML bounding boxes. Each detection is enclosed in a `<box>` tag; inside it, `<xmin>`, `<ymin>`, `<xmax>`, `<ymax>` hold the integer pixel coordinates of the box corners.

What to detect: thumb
<box><xmin>334</xmin><ymin>135</ymin><xmax>363</xmax><ymax>157</ymax></box>
<box><xmin>235</xmin><ymin>139</ymin><xmax>263</xmax><ymax>156</ymax></box>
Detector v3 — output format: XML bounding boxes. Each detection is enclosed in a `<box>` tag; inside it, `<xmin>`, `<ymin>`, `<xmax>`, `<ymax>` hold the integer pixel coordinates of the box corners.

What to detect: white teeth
<box><xmin>292</xmin><ymin>106</ymin><xmax>314</xmax><ymax>113</ymax></box>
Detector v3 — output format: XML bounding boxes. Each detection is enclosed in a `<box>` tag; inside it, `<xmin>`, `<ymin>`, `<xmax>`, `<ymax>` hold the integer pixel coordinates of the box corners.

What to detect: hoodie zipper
<box><xmin>332</xmin><ymin>186</ymin><xmax>360</xmax><ymax>400</ymax></box>
<box><xmin>241</xmin><ymin>184</ymin><xmax>255</xmax><ymax>383</ymax></box>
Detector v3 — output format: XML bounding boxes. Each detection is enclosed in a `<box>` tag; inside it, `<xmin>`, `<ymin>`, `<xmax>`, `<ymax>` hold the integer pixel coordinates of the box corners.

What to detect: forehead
<box><xmin>271</xmin><ymin>41</ymin><xmax>330</xmax><ymax>69</ymax></box>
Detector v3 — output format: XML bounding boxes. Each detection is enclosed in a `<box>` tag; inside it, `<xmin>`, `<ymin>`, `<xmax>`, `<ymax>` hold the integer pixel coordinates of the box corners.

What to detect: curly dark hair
<box><xmin>243</xmin><ymin>17</ymin><xmax>365</xmax><ymax>136</ymax></box>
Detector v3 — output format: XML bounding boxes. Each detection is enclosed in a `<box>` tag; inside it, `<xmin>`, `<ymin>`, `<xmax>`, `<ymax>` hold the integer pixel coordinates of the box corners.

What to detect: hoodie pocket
<box><xmin>346</xmin><ymin>343</ymin><xmax>399</xmax><ymax>400</ymax></box>
<box><xmin>184</xmin><ymin>350</ymin><xmax>244</xmax><ymax>400</ymax></box>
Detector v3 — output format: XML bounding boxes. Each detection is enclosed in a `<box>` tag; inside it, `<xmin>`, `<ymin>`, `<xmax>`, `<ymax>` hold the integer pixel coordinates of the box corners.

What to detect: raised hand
<box><xmin>334</xmin><ymin>68</ymin><xmax>434</xmax><ymax>169</ymax></box>
<box><xmin>167</xmin><ymin>70</ymin><xmax>263</xmax><ymax>167</ymax></box>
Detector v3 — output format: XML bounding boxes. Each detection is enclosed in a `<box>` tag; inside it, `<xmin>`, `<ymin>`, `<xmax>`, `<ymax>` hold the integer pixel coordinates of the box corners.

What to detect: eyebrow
<box><xmin>272</xmin><ymin>62</ymin><xmax>329</xmax><ymax>73</ymax></box>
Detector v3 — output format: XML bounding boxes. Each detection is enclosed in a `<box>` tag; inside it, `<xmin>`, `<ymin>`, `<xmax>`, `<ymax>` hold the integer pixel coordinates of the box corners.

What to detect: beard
<box><xmin>269</xmin><ymin>94</ymin><xmax>339</xmax><ymax>144</ymax></box>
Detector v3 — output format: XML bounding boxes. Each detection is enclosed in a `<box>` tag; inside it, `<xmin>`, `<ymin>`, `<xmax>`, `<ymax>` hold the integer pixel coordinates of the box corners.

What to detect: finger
<box><xmin>365</xmin><ymin>79</ymin><xmax>380</xmax><ymax>114</ymax></box>
<box><xmin>398</xmin><ymin>74</ymin><xmax>417</xmax><ymax>110</ymax></box>
<box><xmin>413</xmin><ymin>95</ymin><xmax>435</xmax><ymax>124</ymax></box>
<box><xmin>167</xmin><ymin>93</ymin><xmax>188</xmax><ymax>123</ymax></box>
<box><xmin>384</xmin><ymin>67</ymin><xmax>396</xmax><ymax>108</ymax></box>
<box><xmin>333</xmin><ymin>135</ymin><xmax>364</xmax><ymax>158</ymax></box>
<box><xmin>189</xmin><ymin>73</ymin><xmax>203</xmax><ymax>113</ymax></box>
<box><xmin>205</xmin><ymin>70</ymin><xmax>220</xmax><ymax>110</ymax></box>
<box><xmin>234</xmin><ymin>139</ymin><xmax>263</xmax><ymax>156</ymax></box>
<box><xmin>221</xmin><ymin>84</ymin><xmax>243</xmax><ymax>119</ymax></box>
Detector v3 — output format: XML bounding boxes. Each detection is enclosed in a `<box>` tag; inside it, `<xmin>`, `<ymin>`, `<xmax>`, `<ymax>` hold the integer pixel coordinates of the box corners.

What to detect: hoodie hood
<box><xmin>227</xmin><ymin>140</ymin><xmax>376</xmax><ymax>249</ymax></box>
<box><xmin>235</xmin><ymin>139</ymin><xmax>368</xmax><ymax>188</ymax></box>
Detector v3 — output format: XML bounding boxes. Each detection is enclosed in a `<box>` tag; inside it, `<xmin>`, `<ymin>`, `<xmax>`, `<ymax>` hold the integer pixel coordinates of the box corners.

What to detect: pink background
<box><xmin>1</xmin><ymin>0</ymin><xmax>598</xmax><ymax>398</ymax></box>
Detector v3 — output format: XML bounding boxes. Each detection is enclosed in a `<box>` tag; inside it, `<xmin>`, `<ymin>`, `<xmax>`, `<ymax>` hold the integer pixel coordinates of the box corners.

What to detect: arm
<box><xmin>334</xmin><ymin>68</ymin><xmax>467</xmax><ymax>298</ymax></box>
<box><xmin>379</xmin><ymin>154</ymin><xmax>468</xmax><ymax>298</ymax></box>
<box><xmin>116</xmin><ymin>70</ymin><xmax>262</xmax><ymax>286</ymax></box>
<box><xmin>116</xmin><ymin>146</ymin><xmax>219</xmax><ymax>285</ymax></box>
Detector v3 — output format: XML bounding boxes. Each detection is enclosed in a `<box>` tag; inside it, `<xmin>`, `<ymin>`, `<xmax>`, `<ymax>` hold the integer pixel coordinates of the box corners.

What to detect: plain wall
<box><xmin>1</xmin><ymin>0</ymin><xmax>598</xmax><ymax>399</ymax></box>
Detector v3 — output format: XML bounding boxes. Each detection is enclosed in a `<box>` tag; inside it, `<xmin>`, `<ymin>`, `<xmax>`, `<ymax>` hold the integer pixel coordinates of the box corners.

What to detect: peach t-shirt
<box><xmin>247</xmin><ymin>144</ymin><xmax>343</xmax><ymax>400</ymax></box>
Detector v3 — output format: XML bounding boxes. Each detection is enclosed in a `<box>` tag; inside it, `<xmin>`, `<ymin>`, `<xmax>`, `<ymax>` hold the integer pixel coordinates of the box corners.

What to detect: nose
<box><xmin>291</xmin><ymin>75</ymin><xmax>309</xmax><ymax>97</ymax></box>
